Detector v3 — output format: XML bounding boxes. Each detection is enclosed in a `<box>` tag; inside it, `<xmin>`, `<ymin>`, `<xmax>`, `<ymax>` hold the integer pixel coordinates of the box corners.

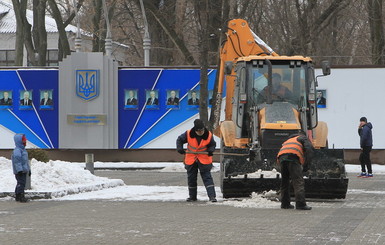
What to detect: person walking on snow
<box><xmin>277</xmin><ymin>131</ymin><xmax>314</xmax><ymax>210</ymax></box>
<box><xmin>176</xmin><ymin>119</ymin><xmax>217</xmax><ymax>202</ymax></box>
<box><xmin>12</xmin><ymin>134</ymin><xmax>30</xmax><ymax>203</ymax></box>
<box><xmin>358</xmin><ymin>117</ymin><xmax>373</xmax><ymax>177</ymax></box>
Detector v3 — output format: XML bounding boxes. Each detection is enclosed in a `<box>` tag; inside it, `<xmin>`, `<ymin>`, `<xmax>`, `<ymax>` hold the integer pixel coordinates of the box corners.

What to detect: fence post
<box><xmin>25</xmin><ymin>160</ymin><xmax>31</xmax><ymax>190</ymax></box>
<box><xmin>85</xmin><ymin>153</ymin><xmax>94</xmax><ymax>174</ymax></box>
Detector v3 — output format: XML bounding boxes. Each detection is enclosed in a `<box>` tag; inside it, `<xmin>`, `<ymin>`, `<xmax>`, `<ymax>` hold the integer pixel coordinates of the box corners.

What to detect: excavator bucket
<box><xmin>220</xmin><ymin>148</ymin><xmax>348</xmax><ymax>199</ymax></box>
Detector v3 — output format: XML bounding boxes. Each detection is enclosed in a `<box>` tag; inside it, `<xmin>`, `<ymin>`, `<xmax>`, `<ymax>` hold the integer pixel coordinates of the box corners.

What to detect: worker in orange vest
<box><xmin>176</xmin><ymin>119</ymin><xmax>217</xmax><ymax>202</ymax></box>
<box><xmin>277</xmin><ymin>131</ymin><xmax>314</xmax><ymax>210</ymax></box>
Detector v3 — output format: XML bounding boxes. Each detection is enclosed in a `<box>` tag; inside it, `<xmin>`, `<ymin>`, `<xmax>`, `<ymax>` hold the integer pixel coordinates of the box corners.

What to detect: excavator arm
<box><xmin>216</xmin><ymin>19</ymin><xmax>278</xmax><ymax>124</ymax></box>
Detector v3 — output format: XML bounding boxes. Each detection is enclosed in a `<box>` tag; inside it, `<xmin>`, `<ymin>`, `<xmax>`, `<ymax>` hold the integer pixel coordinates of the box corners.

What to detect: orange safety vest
<box><xmin>185</xmin><ymin>130</ymin><xmax>213</xmax><ymax>165</ymax></box>
<box><xmin>277</xmin><ymin>136</ymin><xmax>305</xmax><ymax>164</ymax></box>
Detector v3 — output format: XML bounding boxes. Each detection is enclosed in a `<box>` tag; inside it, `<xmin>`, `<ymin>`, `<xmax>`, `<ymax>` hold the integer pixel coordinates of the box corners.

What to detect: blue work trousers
<box><xmin>185</xmin><ymin>161</ymin><xmax>216</xmax><ymax>198</ymax></box>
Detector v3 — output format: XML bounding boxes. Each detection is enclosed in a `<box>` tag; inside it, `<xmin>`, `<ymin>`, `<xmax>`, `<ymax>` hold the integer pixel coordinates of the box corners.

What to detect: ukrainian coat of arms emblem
<box><xmin>76</xmin><ymin>70</ymin><xmax>100</xmax><ymax>101</ymax></box>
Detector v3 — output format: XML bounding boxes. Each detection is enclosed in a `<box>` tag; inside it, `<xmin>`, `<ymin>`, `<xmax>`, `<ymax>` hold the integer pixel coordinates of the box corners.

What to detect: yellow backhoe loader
<box><xmin>214</xmin><ymin>19</ymin><xmax>348</xmax><ymax>199</ymax></box>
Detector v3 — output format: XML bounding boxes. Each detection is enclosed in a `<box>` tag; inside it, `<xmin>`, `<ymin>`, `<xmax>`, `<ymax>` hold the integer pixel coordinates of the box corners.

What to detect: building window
<box><xmin>46</xmin><ymin>50</ymin><xmax>59</xmax><ymax>66</ymax></box>
<box><xmin>0</xmin><ymin>50</ymin><xmax>15</xmax><ymax>66</ymax></box>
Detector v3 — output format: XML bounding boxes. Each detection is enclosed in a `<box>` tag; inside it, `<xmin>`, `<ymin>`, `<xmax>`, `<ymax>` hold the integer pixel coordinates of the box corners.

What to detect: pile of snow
<box><xmin>0</xmin><ymin>157</ymin><xmax>124</xmax><ymax>196</ymax></box>
<box><xmin>233</xmin><ymin>168</ymin><xmax>281</xmax><ymax>178</ymax></box>
<box><xmin>220</xmin><ymin>191</ymin><xmax>280</xmax><ymax>209</ymax></box>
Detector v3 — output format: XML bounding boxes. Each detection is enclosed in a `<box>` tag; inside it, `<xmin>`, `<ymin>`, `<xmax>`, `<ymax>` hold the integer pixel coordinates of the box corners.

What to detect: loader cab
<box><xmin>233</xmin><ymin>57</ymin><xmax>318</xmax><ymax>147</ymax></box>
<box><xmin>250</xmin><ymin>60</ymin><xmax>307</xmax><ymax>107</ymax></box>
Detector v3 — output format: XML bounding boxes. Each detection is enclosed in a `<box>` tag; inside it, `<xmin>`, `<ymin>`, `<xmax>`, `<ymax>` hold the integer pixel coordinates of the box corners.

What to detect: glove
<box><xmin>29</xmin><ymin>171</ymin><xmax>31</xmax><ymax>177</ymax></box>
<box><xmin>207</xmin><ymin>151</ymin><xmax>214</xmax><ymax>156</ymax></box>
<box><xmin>177</xmin><ymin>149</ymin><xmax>186</xmax><ymax>155</ymax></box>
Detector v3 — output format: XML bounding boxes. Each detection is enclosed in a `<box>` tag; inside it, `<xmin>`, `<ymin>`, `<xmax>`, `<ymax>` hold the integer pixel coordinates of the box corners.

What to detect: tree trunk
<box><xmin>209</xmin><ymin>0</ymin><xmax>229</xmax><ymax>131</ymax></box>
<box><xmin>368</xmin><ymin>0</ymin><xmax>385</xmax><ymax>65</ymax></box>
<box><xmin>194</xmin><ymin>0</ymin><xmax>210</xmax><ymax>123</ymax></box>
<box><xmin>92</xmin><ymin>0</ymin><xmax>103</xmax><ymax>52</ymax></box>
<box><xmin>24</xmin><ymin>19</ymin><xmax>37</xmax><ymax>66</ymax></box>
<box><xmin>173</xmin><ymin>0</ymin><xmax>187</xmax><ymax>64</ymax></box>
<box><xmin>12</xmin><ymin>0</ymin><xmax>27</xmax><ymax>66</ymax></box>
<box><xmin>33</xmin><ymin>0</ymin><xmax>47</xmax><ymax>66</ymax></box>
<box><xmin>48</xmin><ymin>0</ymin><xmax>72</xmax><ymax>59</ymax></box>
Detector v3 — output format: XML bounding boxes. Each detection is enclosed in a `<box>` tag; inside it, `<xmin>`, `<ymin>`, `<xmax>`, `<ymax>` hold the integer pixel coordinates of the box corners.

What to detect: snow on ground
<box><xmin>1</xmin><ymin>156</ymin><xmax>385</xmax><ymax>208</ymax></box>
<box><xmin>0</xmin><ymin>157</ymin><xmax>124</xmax><ymax>197</ymax></box>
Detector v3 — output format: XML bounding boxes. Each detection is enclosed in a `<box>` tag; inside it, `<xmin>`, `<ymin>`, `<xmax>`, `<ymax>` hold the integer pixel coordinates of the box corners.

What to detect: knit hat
<box><xmin>193</xmin><ymin>119</ymin><xmax>205</xmax><ymax>130</ymax></box>
<box><xmin>360</xmin><ymin>117</ymin><xmax>367</xmax><ymax>122</ymax></box>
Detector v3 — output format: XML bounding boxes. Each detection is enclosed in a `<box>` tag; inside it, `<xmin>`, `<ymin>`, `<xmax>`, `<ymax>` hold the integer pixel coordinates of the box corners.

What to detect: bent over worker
<box><xmin>176</xmin><ymin>119</ymin><xmax>217</xmax><ymax>202</ymax></box>
<box><xmin>277</xmin><ymin>132</ymin><xmax>314</xmax><ymax>210</ymax></box>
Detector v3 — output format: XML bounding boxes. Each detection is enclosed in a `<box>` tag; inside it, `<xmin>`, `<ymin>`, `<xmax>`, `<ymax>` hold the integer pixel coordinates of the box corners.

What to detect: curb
<box><xmin>93</xmin><ymin>167</ymin><xmax>164</xmax><ymax>171</ymax></box>
<box><xmin>0</xmin><ymin>179</ymin><xmax>125</xmax><ymax>200</ymax></box>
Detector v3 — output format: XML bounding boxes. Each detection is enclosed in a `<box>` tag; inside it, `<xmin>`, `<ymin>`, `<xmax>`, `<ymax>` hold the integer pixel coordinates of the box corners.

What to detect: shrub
<box><xmin>27</xmin><ymin>148</ymin><xmax>49</xmax><ymax>163</ymax></box>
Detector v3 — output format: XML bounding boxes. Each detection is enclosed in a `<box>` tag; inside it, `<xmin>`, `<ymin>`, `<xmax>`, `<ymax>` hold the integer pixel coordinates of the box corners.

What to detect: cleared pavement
<box><xmin>0</xmin><ymin>170</ymin><xmax>384</xmax><ymax>244</ymax></box>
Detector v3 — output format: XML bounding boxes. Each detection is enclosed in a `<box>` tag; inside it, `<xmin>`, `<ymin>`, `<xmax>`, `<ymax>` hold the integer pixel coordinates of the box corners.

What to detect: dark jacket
<box><xmin>167</xmin><ymin>97</ymin><xmax>179</xmax><ymax>105</ymax></box>
<box><xmin>188</xmin><ymin>98</ymin><xmax>199</xmax><ymax>105</ymax></box>
<box><xmin>146</xmin><ymin>97</ymin><xmax>159</xmax><ymax>105</ymax></box>
<box><xmin>257</xmin><ymin>85</ymin><xmax>292</xmax><ymax>103</ymax></box>
<box><xmin>126</xmin><ymin>98</ymin><xmax>138</xmax><ymax>105</ymax></box>
<box><xmin>40</xmin><ymin>98</ymin><xmax>53</xmax><ymax>105</ymax></box>
<box><xmin>0</xmin><ymin>98</ymin><xmax>12</xmax><ymax>105</ymax></box>
<box><xmin>176</xmin><ymin>128</ymin><xmax>216</xmax><ymax>153</ymax></box>
<box><xmin>358</xmin><ymin>122</ymin><xmax>373</xmax><ymax>147</ymax></box>
<box><xmin>278</xmin><ymin>134</ymin><xmax>314</xmax><ymax>168</ymax></box>
<box><xmin>20</xmin><ymin>99</ymin><xmax>32</xmax><ymax>106</ymax></box>
<box><xmin>317</xmin><ymin>97</ymin><xmax>326</xmax><ymax>106</ymax></box>
<box><xmin>11</xmin><ymin>134</ymin><xmax>30</xmax><ymax>175</ymax></box>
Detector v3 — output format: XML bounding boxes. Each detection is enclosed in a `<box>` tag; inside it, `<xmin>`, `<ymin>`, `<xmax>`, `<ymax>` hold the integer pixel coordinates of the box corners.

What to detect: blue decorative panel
<box><xmin>118</xmin><ymin>69</ymin><xmax>219</xmax><ymax>149</ymax></box>
<box><xmin>0</xmin><ymin>70</ymin><xmax>58</xmax><ymax>148</ymax></box>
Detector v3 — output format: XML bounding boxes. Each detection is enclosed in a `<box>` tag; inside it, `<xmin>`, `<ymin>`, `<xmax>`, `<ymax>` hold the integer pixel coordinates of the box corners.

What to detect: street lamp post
<box><xmin>102</xmin><ymin>0</ymin><xmax>112</xmax><ymax>57</ymax></box>
<box><xmin>73</xmin><ymin>0</ymin><xmax>82</xmax><ymax>52</ymax></box>
<box><xmin>139</xmin><ymin>0</ymin><xmax>151</xmax><ymax>66</ymax></box>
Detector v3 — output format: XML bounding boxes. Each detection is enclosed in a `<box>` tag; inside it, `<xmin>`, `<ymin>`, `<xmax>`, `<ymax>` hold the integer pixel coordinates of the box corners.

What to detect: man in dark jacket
<box><xmin>176</xmin><ymin>119</ymin><xmax>217</xmax><ymax>202</ymax></box>
<box><xmin>167</xmin><ymin>90</ymin><xmax>179</xmax><ymax>105</ymax></box>
<box><xmin>0</xmin><ymin>91</ymin><xmax>12</xmax><ymax>105</ymax></box>
<box><xmin>277</xmin><ymin>131</ymin><xmax>314</xmax><ymax>210</ymax></box>
<box><xmin>12</xmin><ymin>134</ymin><xmax>31</xmax><ymax>203</ymax></box>
<box><xmin>358</xmin><ymin>117</ymin><xmax>373</xmax><ymax>177</ymax></box>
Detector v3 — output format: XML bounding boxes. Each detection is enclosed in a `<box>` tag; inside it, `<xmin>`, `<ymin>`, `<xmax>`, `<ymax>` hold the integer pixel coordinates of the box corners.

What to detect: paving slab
<box><xmin>0</xmin><ymin>171</ymin><xmax>384</xmax><ymax>245</ymax></box>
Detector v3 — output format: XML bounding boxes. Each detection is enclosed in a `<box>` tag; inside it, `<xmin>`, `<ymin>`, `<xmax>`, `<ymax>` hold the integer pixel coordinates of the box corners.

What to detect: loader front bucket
<box><xmin>220</xmin><ymin>148</ymin><xmax>349</xmax><ymax>199</ymax></box>
<box><xmin>221</xmin><ymin>177</ymin><xmax>348</xmax><ymax>199</ymax></box>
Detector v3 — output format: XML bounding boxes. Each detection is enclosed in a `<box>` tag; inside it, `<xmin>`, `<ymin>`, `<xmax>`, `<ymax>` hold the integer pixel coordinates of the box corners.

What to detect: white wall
<box><xmin>0</xmin><ymin>125</ymin><xmax>38</xmax><ymax>149</ymax></box>
<box><xmin>317</xmin><ymin>68</ymin><xmax>383</xmax><ymax>149</ymax></box>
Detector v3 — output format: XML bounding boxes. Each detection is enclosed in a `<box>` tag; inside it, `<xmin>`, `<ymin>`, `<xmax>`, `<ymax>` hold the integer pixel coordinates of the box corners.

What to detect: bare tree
<box><xmin>47</xmin><ymin>0</ymin><xmax>76</xmax><ymax>60</ymax></box>
<box><xmin>143</xmin><ymin>0</ymin><xmax>197</xmax><ymax>65</ymax></box>
<box><xmin>32</xmin><ymin>0</ymin><xmax>47</xmax><ymax>66</ymax></box>
<box><xmin>368</xmin><ymin>0</ymin><xmax>385</xmax><ymax>65</ymax></box>
<box><xmin>12</xmin><ymin>0</ymin><xmax>28</xmax><ymax>66</ymax></box>
<box><xmin>194</xmin><ymin>0</ymin><xmax>210</xmax><ymax>123</ymax></box>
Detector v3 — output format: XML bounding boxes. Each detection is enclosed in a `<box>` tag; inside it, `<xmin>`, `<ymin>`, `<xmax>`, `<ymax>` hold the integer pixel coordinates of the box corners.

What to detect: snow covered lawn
<box><xmin>0</xmin><ymin>157</ymin><xmax>124</xmax><ymax>198</ymax></box>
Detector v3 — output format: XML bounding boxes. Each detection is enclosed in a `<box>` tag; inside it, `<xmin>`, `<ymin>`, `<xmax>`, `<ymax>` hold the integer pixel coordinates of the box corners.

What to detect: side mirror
<box><xmin>321</xmin><ymin>60</ymin><xmax>331</xmax><ymax>76</ymax></box>
<box><xmin>225</xmin><ymin>61</ymin><xmax>233</xmax><ymax>75</ymax></box>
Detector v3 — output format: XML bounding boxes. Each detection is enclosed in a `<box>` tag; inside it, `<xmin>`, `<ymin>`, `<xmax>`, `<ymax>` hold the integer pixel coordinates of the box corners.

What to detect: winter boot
<box><xmin>281</xmin><ymin>204</ymin><xmax>295</xmax><ymax>209</ymax></box>
<box><xmin>296</xmin><ymin>205</ymin><xmax>312</xmax><ymax>210</ymax></box>
<box><xmin>209</xmin><ymin>196</ymin><xmax>217</xmax><ymax>202</ymax></box>
<box><xmin>186</xmin><ymin>197</ymin><xmax>197</xmax><ymax>202</ymax></box>
<box><xmin>15</xmin><ymin>193</ymin><xmax>21</xmax><ymax>202</ymax></box>
<box><xmin>19</xmin><ymin>193</ymin><xmax>29</xmax><ymax>203</ymax></box>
